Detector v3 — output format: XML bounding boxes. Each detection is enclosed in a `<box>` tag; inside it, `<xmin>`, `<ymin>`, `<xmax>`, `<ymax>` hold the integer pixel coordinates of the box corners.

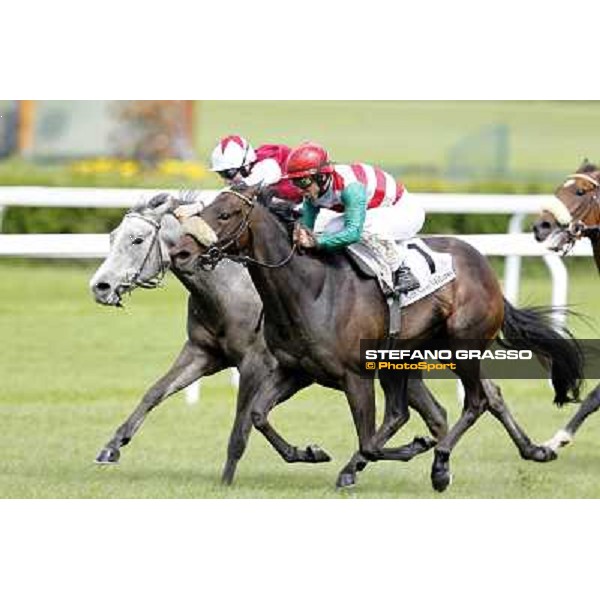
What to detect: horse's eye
<box><xmin>576</xmin><ymin>188</ymin><xmax>586</xmax><ymax>196</ymax></box>
<box><xmin>218</xmin><ymin>212</ymin><xmax>231</xmax><ymax>221</ymax></box>
<box><xmin>132</xmin><ymin>237</ymin><xmax>144</xmax><ymax>245</ymax></box>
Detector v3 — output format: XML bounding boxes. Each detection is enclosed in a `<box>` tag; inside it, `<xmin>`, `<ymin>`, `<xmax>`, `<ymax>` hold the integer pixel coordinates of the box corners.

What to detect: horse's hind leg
<box><xmin>545</xmin><ymin>383</ymin><xmax>600</xmax><ymax>452</ymax></box>
<box><xmin>96</xmin><ymin>341</ymin><xmax>223</xmax><ymax>465</ymax></box>
<box><xmin>221</xmin><ymin>359</ymin><xmax>316</xmax><ymax>485</ymax></box>
<box><xmin>483</xmin><ymin>379</ymin><xmax>556</xmax><ymax>462</ymax></box>
<box><xmin>431</xmin><ymin>369</ymin><xmax>487</xmax><ymax>492</ymax></box>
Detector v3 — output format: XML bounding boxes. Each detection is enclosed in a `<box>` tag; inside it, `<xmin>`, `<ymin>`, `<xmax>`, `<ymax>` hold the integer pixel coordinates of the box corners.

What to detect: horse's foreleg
<box><xmin>96</xmin><ymin>341</ymin><xmax>224</xmax><ymax>465</ymax></box>
<box><xmin>247</xmin><ymin>368</ymin><xmax>328</xmax><ymax>467</ymax></box>
<box><xmin>545</xmin><ymin>383</ymin><xmax>600</xmax><ymax>452</ymax></box>
<box><xmin>339</xmin><ymin>375</ymin><xmax>442</xmax><ymax>485</ymax></box>
<box><xmin>220</xmin><ymin>381</ymin><xmax>256</xmax><ymax>486</ymax></box>
<box><xmin>337</xmin><ymin>375</ymin><xmax>436</xmax><ymax>486</ymax></box>
<box><xmin>483</xmin><ymin>379</ymin><xmax>556</xmax><ymax>462</ymax></box>
<box><xmin>408</xmin><ymin>376</ymin><xmax>449</xmax><ymax>440</ymax></box>
<box><xmin>336</xmin><ymin>375</ymin><xmax>378</xmax><ymax>488</ymax></box>
<box><xmin>221</xmin><ymin>356</ymin><xmax>316</xmax><ymax>484</ymax></box>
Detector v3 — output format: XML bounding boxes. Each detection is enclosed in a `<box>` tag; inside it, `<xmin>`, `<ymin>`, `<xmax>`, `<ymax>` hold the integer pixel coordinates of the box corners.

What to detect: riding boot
<box><xmin>393</xmin><ymin>263</ymin><xmax>420</xmax><ymax>294</ymax></box>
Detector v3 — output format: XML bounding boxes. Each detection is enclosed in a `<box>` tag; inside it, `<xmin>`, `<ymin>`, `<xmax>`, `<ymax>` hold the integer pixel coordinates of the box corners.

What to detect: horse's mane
<box><xmin>129</xmin><ymin>190</ymin><xmax>200</xmax><ymax>214</ymax></box>
<box><xmin>230</xmin><ymin>182</ymin><xmax>299</xmax><ymax>231</ymax></box>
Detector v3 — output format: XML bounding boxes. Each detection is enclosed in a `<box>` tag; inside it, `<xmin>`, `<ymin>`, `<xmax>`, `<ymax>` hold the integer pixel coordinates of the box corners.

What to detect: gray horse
<box><xmin>90</xmin><ymin>192</ymin><xmax>448</xmax><ymax>486</ymax></box>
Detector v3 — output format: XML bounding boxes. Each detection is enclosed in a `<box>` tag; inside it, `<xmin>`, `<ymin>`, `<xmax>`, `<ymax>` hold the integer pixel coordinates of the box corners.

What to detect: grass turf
<box><xmin>1</xmin><ymin>258</ymin><xmax>599</xmax><ymax>498</ymax></box>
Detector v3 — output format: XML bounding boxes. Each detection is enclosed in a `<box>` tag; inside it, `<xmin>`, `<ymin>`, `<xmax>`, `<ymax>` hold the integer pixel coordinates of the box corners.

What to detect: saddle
<box><xmin>345</xmin><ymin>239</ymin><xmax>456</xmax><ymax>336</ymax></box>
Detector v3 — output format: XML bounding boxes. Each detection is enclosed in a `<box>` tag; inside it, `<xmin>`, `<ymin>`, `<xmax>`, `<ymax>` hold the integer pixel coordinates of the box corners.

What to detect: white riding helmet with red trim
<box><xmin>210</xmin><ymin>135</ymin><xmax>257</xmax><ymax>172</ymax></box>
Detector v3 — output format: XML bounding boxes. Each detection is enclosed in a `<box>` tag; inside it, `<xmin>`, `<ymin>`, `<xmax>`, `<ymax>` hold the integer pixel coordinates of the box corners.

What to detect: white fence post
<box><xmin>184</xmin><ymin>368</ymin><xmax>239</xmax><ymax>405</ymax></box>
<box><xmin>185</xmin><ymin>381</ymin><xmax>200</xmax><ymax>405</ymax></box>
<box><xmin>542</xmin><ymin>254</ymin><xmax>568</xmax><ymax>327</ymax></box>
<box><xmin>504</xmin><ymin>212</ymin><xmax>527</xmax><ymax>304</ymax></box>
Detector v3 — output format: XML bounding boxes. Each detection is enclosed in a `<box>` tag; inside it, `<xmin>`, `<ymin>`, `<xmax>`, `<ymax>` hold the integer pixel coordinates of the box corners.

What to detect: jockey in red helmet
<box><xmin>284</xmin><ymin>141</ymin><xmax>424</xmax><ymax>293</ymax></box>
<box><xmin>210</xmin><ymin>135</ymin><xmax>303</xmax><ymax>202</ymax></box>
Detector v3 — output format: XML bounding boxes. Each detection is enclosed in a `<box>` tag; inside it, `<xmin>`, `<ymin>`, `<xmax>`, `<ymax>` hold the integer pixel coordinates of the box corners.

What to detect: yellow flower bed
<box><xmin>156</xmin><ymin>160</ymin><xmax>208</xmax><ymax>179</ymax></box>
<box><xmin>69</xmin><ymin>158</ymin><xmax>209</xmax><ymax>181</ymax></box>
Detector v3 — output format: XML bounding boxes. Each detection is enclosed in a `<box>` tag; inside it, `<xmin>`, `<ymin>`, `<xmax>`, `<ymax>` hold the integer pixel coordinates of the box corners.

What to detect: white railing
<box><xmin>0</xmin><ymin>187</ymin><xmax>557</xmax><ymax>304</ymax></box>
<box><xmin>1</xmin><ymin>232</ymin><xmax>591</xmax><ymax>311</ymax></box>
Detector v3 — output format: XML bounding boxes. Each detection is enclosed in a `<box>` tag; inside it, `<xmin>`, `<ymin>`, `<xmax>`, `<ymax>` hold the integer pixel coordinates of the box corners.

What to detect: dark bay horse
<box><xmin>170</xmin><ymin>184</ymin><xmax>584</xmax><ymax>492</ymax></box>
<box><xmin>90</xmin><ymin>193</ymin><xmax>449</xmax><ymax>485</ymax></box>
<box><xmin>533</xmin><ymin>159</ymin><xmax>600</xmax><ymax>451</ymax></box>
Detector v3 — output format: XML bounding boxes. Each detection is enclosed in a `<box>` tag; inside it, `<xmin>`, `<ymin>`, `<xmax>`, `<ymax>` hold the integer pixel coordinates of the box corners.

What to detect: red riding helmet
<box><xmin>284</xmin><ymin>142</ymin><xmax>334</xmax><ymax>179</ymax></box>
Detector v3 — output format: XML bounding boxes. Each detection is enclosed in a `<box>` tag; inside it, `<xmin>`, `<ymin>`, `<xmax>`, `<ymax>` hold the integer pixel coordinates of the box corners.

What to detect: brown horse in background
<box><xmin>533</xmin><ymin>159</ymin><xmax>600</xmax><ymax>451</ymax></box>
<box><xmin>171</xmin><ymin>184</ymin><xmax>583</xmax><ymax>492</ymax></box>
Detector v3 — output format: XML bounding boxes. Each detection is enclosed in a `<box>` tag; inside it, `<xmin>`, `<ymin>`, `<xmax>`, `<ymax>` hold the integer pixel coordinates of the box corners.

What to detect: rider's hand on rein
<box><xmin>293</xmin><ymin>222</ymin><xmax>318</xmax><ymax>249</ymax></box>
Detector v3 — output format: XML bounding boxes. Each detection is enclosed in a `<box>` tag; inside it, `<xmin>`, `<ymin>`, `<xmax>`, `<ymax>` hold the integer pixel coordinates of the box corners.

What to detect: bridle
<box><xmin>122</xmin><ymin>212</ymin><xmax>169</xmax><ymax>288</ymax></box>
<box><xmin>547</xmin><ymin>173</ymin><xmax>600</xmax><ymax>254</ymax></box>
<box><xmin>197</xmin><ymin>188</ymin><xmax>297</xmax><ymax>270</ymax></box>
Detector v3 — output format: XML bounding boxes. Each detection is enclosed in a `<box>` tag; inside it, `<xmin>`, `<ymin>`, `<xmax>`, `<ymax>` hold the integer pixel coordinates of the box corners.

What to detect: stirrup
<box><xmin>394</xmin><ymin>265</ymin><xmax>420</xmax><ymax>294</ymax></box>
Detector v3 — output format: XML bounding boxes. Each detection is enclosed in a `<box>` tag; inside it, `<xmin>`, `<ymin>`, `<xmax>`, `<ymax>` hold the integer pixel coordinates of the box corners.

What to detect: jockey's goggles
<box><xmin>217</xmin><ymin>168</ymin><xmax>240</xmax><ymax>181</ymax></box>
<box><xmin>291</xmin><ymin>176</ymin><xmax>314</xmax><ymax>189</ymax></box>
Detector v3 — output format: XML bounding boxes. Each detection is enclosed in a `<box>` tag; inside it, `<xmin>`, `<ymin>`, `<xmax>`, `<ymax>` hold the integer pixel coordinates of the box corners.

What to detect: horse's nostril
<box><xmin>95</xmin><ymin>281</ymin><xmax>111</xmax><ymax>292</ymax></box>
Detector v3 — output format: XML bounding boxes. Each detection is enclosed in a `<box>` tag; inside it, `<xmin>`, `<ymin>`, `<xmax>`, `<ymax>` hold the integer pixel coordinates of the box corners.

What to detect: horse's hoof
<box><xmin>95</xmin><ymin>447</ymin><xmax>120</xmax><ymax>464</ymax></box>
<box><xmin>431</xmin><ymin>470</ymin><xmax>452</xmax><ymax>493</ymax></box>
<box><xmin>306</xmin><ymin>445</ymin><xmax>332</xmax><ymax>463</ymax></box>
<box><xmin>529</xmin><ymin>446</ymin><xmax>558</xmax><ymax>463</ymax></box>
<box><xmin>336</xmin><ymin>472</ymin><xmax>356</xmax><ymax>489</ymax></box>
<box><xmin>221</xmin><ymin>471</ymin><xmax>234</xmax><ymax>486</ymax></box>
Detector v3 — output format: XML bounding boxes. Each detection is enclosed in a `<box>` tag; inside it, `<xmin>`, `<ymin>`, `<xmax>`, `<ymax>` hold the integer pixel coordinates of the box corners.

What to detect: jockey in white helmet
<box><xmin>210</xmin><ymin>134</ymin><xmax>303</xmax><ymax>202</ymax></box>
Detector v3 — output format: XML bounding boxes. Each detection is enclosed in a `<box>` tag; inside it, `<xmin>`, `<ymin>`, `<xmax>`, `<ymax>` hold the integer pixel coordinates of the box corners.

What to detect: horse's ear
<box><xmin>247</xmin><ymin>183</ymin><xmax>263</xmax><ymax>196</ymax></box>
<box><xmin>255</xmin><ymin>183</ymin><xmax>274</xmax><ymax>207</ymax></box>
<box><xmin>165</xmin><ymin>194</ymin><xmax>180</xmax><ymax>210</ymax></box>
<box><xmin>578</xmin><ymin>158</ymin><xmax>592</xmax><ymax>173</ymax></box>
<box><xmin>148</xmin><ymin>192</ymin><xmax>178</xmax><ymax>213</ymax></box>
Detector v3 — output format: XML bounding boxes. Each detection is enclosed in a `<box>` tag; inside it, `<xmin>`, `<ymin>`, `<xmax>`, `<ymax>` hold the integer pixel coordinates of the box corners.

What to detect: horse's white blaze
<box><xmin>182</xmin><ymin>216</ymin><xmax>218</xmax><ymax>246</ymax></box>
<box><xmin>541</xmin><ymin>196</ymin><xmax>573</xmax><ymax>226</ymax></box>
<box><xmin>543</xmin><ymin>429</ymin><xmax>573</xmax><ymax>452</ymax></box>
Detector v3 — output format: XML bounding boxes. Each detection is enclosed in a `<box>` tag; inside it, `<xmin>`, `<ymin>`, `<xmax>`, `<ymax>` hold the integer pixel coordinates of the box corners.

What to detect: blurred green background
<box><xmin>196</xmin><ymin>101</ymin><xmax>600</xmax><ymax>182</ymax></box>
<box><xmin>1</xmin><ymin>100</ymin><xmax>599</xmax><ymax>235</ymax></box>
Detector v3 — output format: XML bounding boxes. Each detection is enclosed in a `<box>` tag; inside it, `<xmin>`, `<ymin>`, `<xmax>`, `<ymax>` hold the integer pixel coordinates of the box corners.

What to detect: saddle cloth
<box><xmin>346</xmin><ymin>238</ymin><xmax>456</xmax><ymax>307</ymax></box>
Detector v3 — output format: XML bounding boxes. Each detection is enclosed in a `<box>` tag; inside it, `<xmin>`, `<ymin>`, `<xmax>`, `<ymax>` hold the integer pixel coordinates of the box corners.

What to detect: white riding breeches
<box><xmin>313</xmin><ymin>191</ymin><xmax>425</xmax><ymax>275</ymax></box>
<box><xmin>314</xmin><ymin>191</ymin><xmax>425</xmax><ymax>241</ymax></box>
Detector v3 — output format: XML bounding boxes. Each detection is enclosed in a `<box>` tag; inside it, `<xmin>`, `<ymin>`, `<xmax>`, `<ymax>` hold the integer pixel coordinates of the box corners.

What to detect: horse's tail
<box><xmin>499</xmin><ymin>299</ymin><xmax>584</xmax><ymax>406</ymax></box>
